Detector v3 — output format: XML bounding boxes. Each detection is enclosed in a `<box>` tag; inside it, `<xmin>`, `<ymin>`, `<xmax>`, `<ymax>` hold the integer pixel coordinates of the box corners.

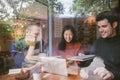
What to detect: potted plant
<box><xmin>14</xmin><ymin>38</ymin><xmax>29</xmax><ymax>53</ymax></box>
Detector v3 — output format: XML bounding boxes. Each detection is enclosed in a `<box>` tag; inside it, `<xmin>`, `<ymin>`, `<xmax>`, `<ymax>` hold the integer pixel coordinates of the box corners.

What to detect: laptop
<box><xmin>40</xmin><ymin>57</ymin><xmax>68</xmax><ymax>76</ymax></box>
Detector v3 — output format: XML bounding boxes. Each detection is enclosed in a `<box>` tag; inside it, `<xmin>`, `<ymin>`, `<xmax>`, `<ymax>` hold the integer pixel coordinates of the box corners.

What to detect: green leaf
<box><xmin>14</xmin><ymin>38</ymin><xmax>28</xmax><ymax>51</ymax></box>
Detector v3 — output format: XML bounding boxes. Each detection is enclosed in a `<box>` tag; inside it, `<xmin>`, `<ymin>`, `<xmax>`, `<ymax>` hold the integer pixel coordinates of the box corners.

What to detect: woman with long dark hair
<box><xmin>53</xmin><ymin>25</ymin><xmax>83</xmax><ymax>59</ymax></box>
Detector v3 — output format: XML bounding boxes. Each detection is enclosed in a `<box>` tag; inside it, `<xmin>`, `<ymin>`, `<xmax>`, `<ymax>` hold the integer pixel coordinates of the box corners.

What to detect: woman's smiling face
<box><xmin>63</xmin><ymin>29</ymin><xmax>73</xmax><ymax>43</ymax></box>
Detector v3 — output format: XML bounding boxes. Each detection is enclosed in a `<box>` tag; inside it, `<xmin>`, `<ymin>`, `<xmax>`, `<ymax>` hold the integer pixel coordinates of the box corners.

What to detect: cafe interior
<box><xmin>0</xmin><ymin>0</ymin><xmax>119</xmax><ymax>80</ymax></box>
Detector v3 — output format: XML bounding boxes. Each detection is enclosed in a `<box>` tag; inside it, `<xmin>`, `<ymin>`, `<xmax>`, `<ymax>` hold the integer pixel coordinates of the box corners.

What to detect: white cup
<box><xmin>33</xmin><ymin>72</ymin><xmax>41</xmax><ymax>80</ymax></box>
<box><xmin>39</xmin><ymin>53</ymin><xmax>46</xmax><ymax>57</ymax></box>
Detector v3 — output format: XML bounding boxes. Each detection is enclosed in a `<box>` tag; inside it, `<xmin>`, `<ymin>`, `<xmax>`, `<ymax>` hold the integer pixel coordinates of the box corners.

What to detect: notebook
<box><xmin>8</xmin><ymin>68</ymin><xmax>22</xmax><ymax>74</ymax></box>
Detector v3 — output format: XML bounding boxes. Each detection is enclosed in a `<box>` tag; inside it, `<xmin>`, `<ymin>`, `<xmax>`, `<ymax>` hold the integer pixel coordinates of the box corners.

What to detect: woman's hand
<box><xmin>76</xmin><ymin>53</ymin><xmax>85</xmax><ymax>65</ymax></box>
<box><xmin>78</xmin><ymin>53</ymin><xmax>85</xmax><ymax>56</ymax></box>
<box><xmin>94</xmin><ymin>67</ymin><xmax>114</xmax><ymax>80</ymax></box>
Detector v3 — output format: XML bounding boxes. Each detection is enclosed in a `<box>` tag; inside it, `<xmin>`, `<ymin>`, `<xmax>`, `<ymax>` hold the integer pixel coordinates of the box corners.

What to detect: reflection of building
<box><xmin>0</xmin><ymin>3</ymin><xmax>48</xmax><ymax>74</ymax></box>
<box><xmin>24</xmin><ymin>2</ymin><xmax>48</xmax><ymax>45</ymax></box>
<box><xmin>54</xmin><ymin>17</ymin><xmax>63</xmax><ymax>38</ymax></box>
<box><xmin>20</xmin><ymin>2</ymin><xmax>47</xmax><ymax>20</ymax></box>
<box><xmin>0</xmin><ymin>2</ymin><xmax>48</xmax><ymax>52</ymax></box>
<box><xmin>53</xmin><ymin>16</ymin><xmax>96</xmax><ymax>47</ymax></box>
<box><xmin>54</xmin><ymin>17</ymin><xmax>75</xmax><ymax>41</ymax></box>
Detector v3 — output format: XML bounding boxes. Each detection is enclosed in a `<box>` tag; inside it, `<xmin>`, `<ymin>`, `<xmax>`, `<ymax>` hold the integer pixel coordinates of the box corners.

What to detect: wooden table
<box><xmin>0</xmin><ymin>74</ymin><xmax>16</xmax><ymax>80</ymax></box>
<box><xmin>0</xmin><ymin>71</ymin><xmax>29</xmax><ymax>80</ymax></box>
<box><xmin>0</xmin><ymin>72</ymin><xmax>102</xmax><ymax>80</ymax></box>
<box><xmin>0</xmin><ymin>72</ymin><xmax>82</xmax><ymax>80</ymax></box>
<box><xmin>29</xmin><ymin>73</ymin><xmax>81</xmax><ymax>80</ymax></box>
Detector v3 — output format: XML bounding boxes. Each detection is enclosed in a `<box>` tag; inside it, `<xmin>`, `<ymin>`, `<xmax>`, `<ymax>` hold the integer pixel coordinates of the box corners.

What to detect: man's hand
<box><xmin>80</xmin><ymin>69</ymin><xmax>89</xmax><ymax>80</ymax></box>
<box><xmin>94</xmin><ymin>67</ymin><xmax>114</xmax><ymax>80</ymax></box>
<box><xmin>25</xmin><ymin>30</ymin><xmax>36</xmax><ymax>46</ymax></box>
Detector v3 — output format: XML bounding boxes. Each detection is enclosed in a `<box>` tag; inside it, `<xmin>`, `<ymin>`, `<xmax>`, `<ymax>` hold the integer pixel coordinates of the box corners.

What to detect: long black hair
<box><xmin>58</xmin><ymin>25</ymin><xmax>77</xmax><ymax>51</ymax></box>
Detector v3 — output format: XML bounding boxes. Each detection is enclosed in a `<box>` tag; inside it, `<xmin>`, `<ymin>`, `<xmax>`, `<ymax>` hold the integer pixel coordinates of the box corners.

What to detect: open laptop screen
<box><xmin>40</xmin><ymin>57</ymin><xmax>68</xmax><ymax>76</ymax></box>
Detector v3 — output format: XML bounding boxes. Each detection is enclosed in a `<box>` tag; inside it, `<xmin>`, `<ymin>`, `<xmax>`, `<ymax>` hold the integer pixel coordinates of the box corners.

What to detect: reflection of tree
<box><xmin>35</xmin><ymin>0</ymin><xmax>64</xmax><ymax>14</ymax></box>
<box><xmin>12</xmin><ymin>18</ymin><xmax>27</xmax><ymax>40</ymax></box>
<box><xmin>0</xmin><ymin>21</ymin><xmax>13</xmax><ymax>51</ymax></box>
<box><xmin>0</xmin><ymin>22</ymin><xmax>12</xmax><ymax>40</ymax></box>
<box><xmin>71</xmin><ymin>0</ymin><xmax>118</xmax><ymax>16</ymax></box>
<box><xmin>0</xmin><ymin>0</ymin><xmax>35</xmax><ymax>20</ymax></box>
<box><xmin>0</xmin><ymin>0</ymin><xmax>63</xmax><ymax>20</ymax></box>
